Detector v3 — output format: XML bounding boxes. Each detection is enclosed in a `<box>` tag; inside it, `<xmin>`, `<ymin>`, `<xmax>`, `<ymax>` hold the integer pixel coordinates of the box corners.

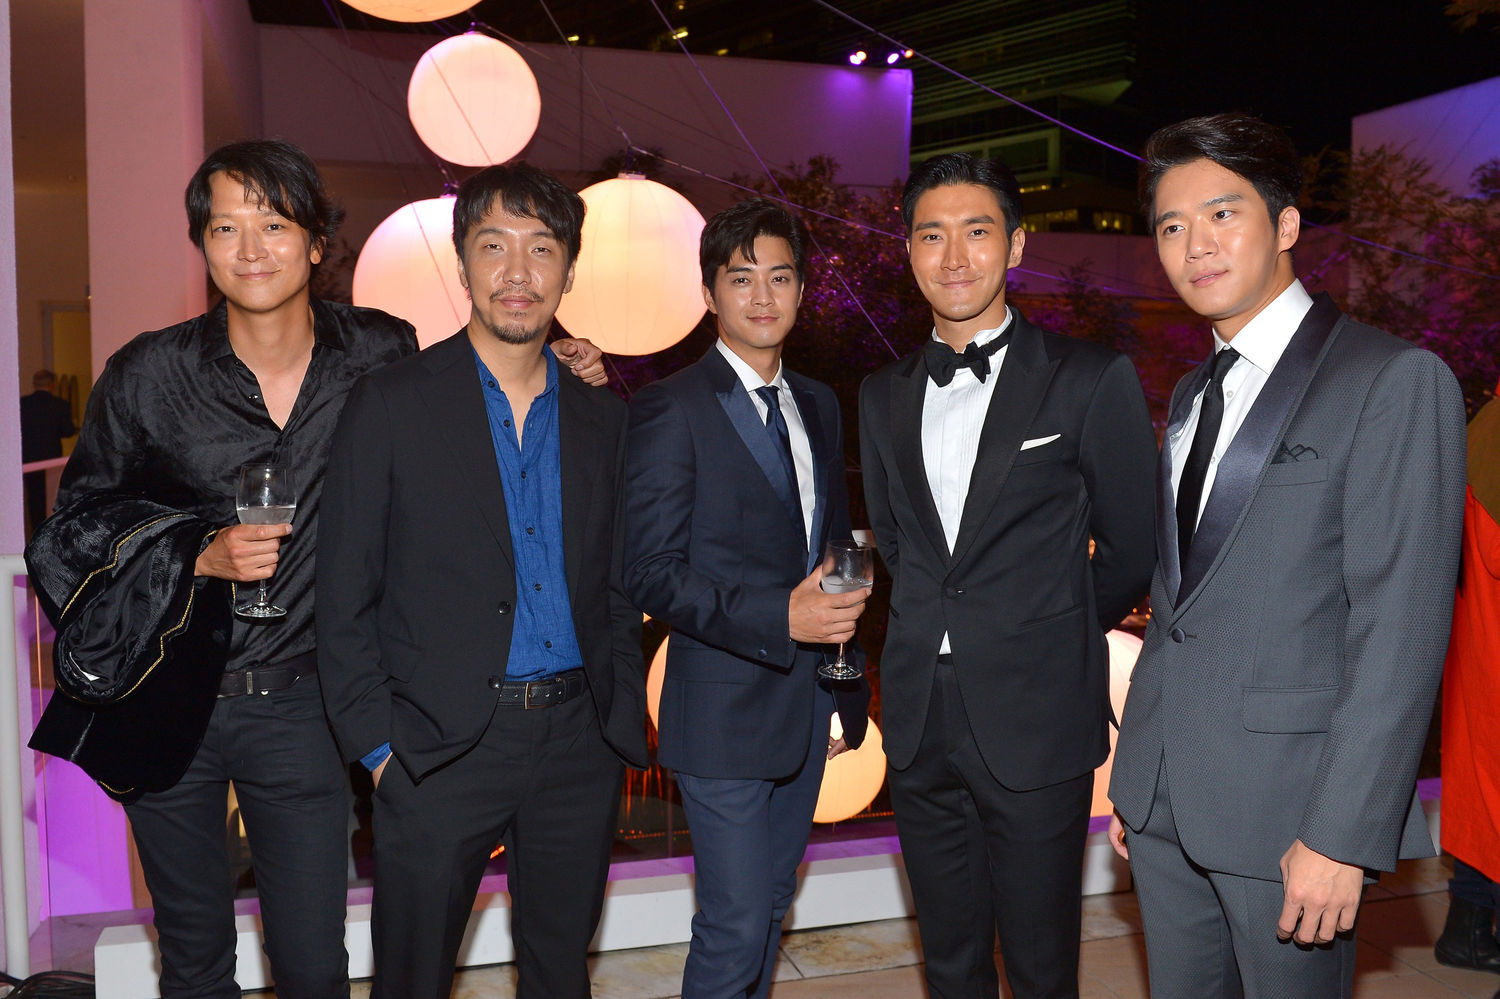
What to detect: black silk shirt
<box><xmin>56</xmin><ymin>298</ymin><xmax>418</xmax><ymax>671</ymax></box>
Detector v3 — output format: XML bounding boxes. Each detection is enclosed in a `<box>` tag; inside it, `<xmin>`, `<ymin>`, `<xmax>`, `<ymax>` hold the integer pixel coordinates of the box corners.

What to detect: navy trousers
<box><xmin>674</xmin><ymin>685</ymin><xmax>834</xmax><ymax>999</ymax></box>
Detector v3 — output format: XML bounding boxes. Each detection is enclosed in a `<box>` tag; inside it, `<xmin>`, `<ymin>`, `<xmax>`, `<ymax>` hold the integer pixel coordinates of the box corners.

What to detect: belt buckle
<box><xmin>240</xmin><ymin>669</ymin><xmax>257</xmax><ymax>696</ymax></box>
<box><xmin>523</xmin><ymin>678</ymin><xmax>549</xmax><ymax>709</ymax></box>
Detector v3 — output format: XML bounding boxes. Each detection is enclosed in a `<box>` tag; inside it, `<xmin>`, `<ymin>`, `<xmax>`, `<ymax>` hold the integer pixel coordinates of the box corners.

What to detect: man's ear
<box><xmin>701</xmin><ymin>283</ymin><xmax>718</xmax><ymax>315</ymax></box>
<box><xmin>1006</xmin><ymin>226</ymin><xmax>1027</xmax><ymax>268</ymax></box>
<box><xmin>1277</xmin><ymin>205</ymin><xmax>1301</xmax><ymax>252</ymax></box>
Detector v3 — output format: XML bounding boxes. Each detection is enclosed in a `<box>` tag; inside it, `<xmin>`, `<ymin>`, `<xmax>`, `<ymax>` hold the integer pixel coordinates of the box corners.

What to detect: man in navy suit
<box><xmin>624</xmin><ymin>198</ymin><xmax>870</xmax><ymax>999</ymax></box>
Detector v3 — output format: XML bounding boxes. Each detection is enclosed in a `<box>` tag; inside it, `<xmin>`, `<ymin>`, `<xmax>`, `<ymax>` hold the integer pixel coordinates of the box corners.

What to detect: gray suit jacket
<box><xmin>1110</xmin><ymin>293</ymin><xmax>1466</xmax><ymax>879</ymax></box>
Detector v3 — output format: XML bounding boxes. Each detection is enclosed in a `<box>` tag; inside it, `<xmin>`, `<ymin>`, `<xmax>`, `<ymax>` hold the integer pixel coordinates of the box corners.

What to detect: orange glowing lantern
<box><xmin>407</xmin><ymin>33</ymin><xmax>541</xmax><ymax>167</ymax></box>
<box><xmin>1091</xmin><ymin>628</ymin><xmax>1144</xmax><ymax>817</ymax></box>
<box><xmin>553</xmin><ymin>175</ymin><xmax>706</xmax><ymax>355</ymax></box>
<box><xmin>352</xmin><ymin>196</ymin><xmax>467</xmax><ymax>349</ymax></box>
<box><xmin>814</xmin><ymin>714</ymin><xmax>886</xmax><ymax>824</ymax></box>
<box><xmin>647</xmin><ymin>635</ymin><xmax>668</xmax><ymax>729</ymax></box>
<box><xmin>340</xmin><ymin>1</ymin><xmax>475</xmax><ymax>22</ymax></box>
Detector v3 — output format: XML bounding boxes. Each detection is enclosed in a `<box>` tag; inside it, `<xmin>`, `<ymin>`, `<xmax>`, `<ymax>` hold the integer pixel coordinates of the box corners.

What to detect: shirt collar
<box><xmin>927</xmin><ymin>306</ymin><xmax>1013</xmax><ymax>350</ymax></box>
<box><xmin>1212</xmin><ymin>280</ymin><xmax>1313</xmax><ymax>375</ymax></box>
<box><xmin>474</xmin><ymin>343</ymin><xmax>560</xmax><ymax>397</ymax></box>
<box><xmin>716</xmin><ymin>338</ymin><xmax>786</xmax><ymax>393</ymax></box>
<box><xmin>199</xmin><ymin>296</ymin><xmax>346</xmax><ymax>365</ymax></box>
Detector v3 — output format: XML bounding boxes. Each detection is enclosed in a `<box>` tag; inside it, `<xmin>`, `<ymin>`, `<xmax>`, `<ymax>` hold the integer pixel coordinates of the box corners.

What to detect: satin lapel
<box><xmin>416</xmin><ymin>333</ymin><xmax>515</xmax><ymax>570</ymax></box>
<box><xmin>706</xmin><ymin>350</ymin><xmax>805</xmax><ymax>537</ymax></box>
<box><xmin>1160</xmin><ymin>363</ymin><xmax>1213</xmax><ymax>604</ymax></box>
<box><xmin>951</xmin><ymin>317</ymin><xmax>1058</xmax><ymax>568</ymax></box>
<box><xmin>1176</xmin><ymin>294</ymin><xmax>1343</xmax><ymax>608</ymax></box>
<box><xmin>791</xmin><ymin>377</ymin><xmax>828</xmax><ymax>573</ymax></box>
<box><xmin>557</xmin><ymin>374</ymin><xmax>602</xmax><ymax>603</ymax></box>
<box><xmin>890</xmin><ymin>353</ymin><xmax>950</xmax><ymax>561</ymax></box>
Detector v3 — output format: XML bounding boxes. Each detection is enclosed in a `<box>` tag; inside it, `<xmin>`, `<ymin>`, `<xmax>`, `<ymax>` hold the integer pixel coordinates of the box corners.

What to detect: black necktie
<box><xmin>924</xmin><ymin>329</ymin><xmax>1011</xmax><ymax>387</ymax></box>
<box><xmin>754</xmin><ymin>385</ymin><xmax>802</xmax><ymax>529</ymax></box>
<box><xmin>1176</xmin><ymin>346</ymin><xmax>1241</xmax><ymax>573</ymax></box>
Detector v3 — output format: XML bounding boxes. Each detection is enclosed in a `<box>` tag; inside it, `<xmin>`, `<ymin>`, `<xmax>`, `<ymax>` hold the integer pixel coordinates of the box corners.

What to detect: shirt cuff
<box><xmin>360</xmin><ymin>742</ymin><xmax>392</xmax><ymax>771</ymax></box>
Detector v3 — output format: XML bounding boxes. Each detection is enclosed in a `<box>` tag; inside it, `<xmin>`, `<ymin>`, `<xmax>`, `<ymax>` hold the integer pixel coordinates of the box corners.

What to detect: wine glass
<box><xmin>235</xmin><ymin>463</ymin><xmax>297</xmax><ymax>619</ymax></box>
<box><xmin>817</xmin><ymin>540</ymin><xmax>873</xmax><ymax>681</ymax></box>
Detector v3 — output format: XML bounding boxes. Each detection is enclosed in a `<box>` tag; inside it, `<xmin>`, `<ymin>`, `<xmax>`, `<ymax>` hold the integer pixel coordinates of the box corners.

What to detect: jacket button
<box><xmin>943</xmin><ymin>586</ymin><xmax>965</xmax><ymax>598</ymax></box>
<box><xmin>1170</xmin><ymin>628</ymin><xmax>1185</xmax><ymax>643</ymax></box>
<box><xmin>497</xmin><ymin>601</ymin><xmax>513</xmax><ymax>615</ymax></box>
<box><xmin>488</xmin><ymin>676</ymin><xmax>503</xmax><ymax>689</ymax></box>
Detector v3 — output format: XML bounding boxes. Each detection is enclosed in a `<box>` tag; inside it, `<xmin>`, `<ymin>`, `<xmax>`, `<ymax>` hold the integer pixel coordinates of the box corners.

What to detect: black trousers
<box><xmin>125</xmin><ymin>675</ymin><xmax>352</xmax><ymax>999</ymax></box>
<box><xmin>887</xmin><ymin>657</ymin><xmax>1093</xmax><ymax>999</ymax></box>
<box><xmin>370</xmin><ymin>691</ymin><xmax>624</xmax><ymax>999</ymax></box>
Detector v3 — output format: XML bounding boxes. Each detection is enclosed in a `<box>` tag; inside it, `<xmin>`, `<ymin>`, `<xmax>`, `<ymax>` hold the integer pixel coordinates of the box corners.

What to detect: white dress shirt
<box><xmin>1169</xmin><ymin>280</ymin><xmax>1314</xmax><ymax>527</ymax></box>
<box><xmin>921</xmin><ymin>309</ymin><xmax>1014</xmax><ymax>654</ymax></box>
<box><xmin>717</xmin><ymin>339</ymin><xmax>815</xmax><ymax>545</ymax></box>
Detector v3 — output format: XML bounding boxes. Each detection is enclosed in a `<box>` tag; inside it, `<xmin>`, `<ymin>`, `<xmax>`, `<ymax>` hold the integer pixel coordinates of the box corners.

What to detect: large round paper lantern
<box><xmin>554</xmin><ymin>175</ymin><xmax>706</xmax><ymax>355</ymax></box>
<box><xmin>647</xmin><ymin>634</ymin><xmax>668</xmax><ymax>729</ymax></box>
<box><xmin>408</xmin><ymin>33</ymin><xmax>541</xmax><ymax>166</ymax></box>
<box><xmin>814</xmin><ymin>713</ymin><xmax>886</xmax><ymax>824</ymax></box>
<box><xmin>352</xmin><ymin>196</ymin><xmax>467</xmax><ymax>349</ymax></box>
<box><xmin>1091</xmin><ymin>628</ymin><xmax>1144</xmax><ymax>817</ymax></box>
<box><xmin>340</xmin><ymin>1</ymin><xmax>474</xmax><ymax>22</ymax></box>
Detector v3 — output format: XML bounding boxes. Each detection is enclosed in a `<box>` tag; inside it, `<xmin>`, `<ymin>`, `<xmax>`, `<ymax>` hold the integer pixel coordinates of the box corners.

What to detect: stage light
<box><xmin>848</xmin><ymin>50</ymin><xmax>867</xmax><ymax>66</ymax></box>
<box><xmin>886</xmin><ymin>52</ymin><xmax>900</xmax><ymax>65</ymax></box>
<box><xmin>407</xmin><ymin>32</ymin><xmax>541</xmax><ymax>167</ymax></box>
<box><xmin>553</xmin><ymin>174</ymin><xmax>706</xmax><ymax>355</ymax></box>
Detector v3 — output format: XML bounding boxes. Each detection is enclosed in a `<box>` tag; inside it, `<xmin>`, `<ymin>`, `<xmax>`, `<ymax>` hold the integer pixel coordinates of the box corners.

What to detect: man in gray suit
<box><xmin>1108</xmin><ymin>113</ymin><xmax>1467</xmax><ymax>997</ymax></box>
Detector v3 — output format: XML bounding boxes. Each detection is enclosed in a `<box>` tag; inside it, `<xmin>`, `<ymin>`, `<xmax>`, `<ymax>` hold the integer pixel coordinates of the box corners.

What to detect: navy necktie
<box><xmin>754</xmin><ymin>385</ymin><xmax>802</xmax><ymax>531</ymax></box>
<box><xmin>1176</xmin><ymin>346</ymin><xmax>1240</xmax><ymax>574</ymax></box>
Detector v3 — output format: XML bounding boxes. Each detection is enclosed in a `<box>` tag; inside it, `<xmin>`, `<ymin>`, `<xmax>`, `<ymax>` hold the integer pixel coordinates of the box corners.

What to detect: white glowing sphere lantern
<box><xmin>554</xmin><ymin>175</ymin><xmax>706</xmax><ymax>356</ymax></box>
<box><xmin>1091</xmin><ymin>628</ymin><xmax>1144</xmax><ymax>818</ymax></box>
<box><xmin>408</xmin><ymin>33</ymin><xmax>540</xmax><ymax>167</ymax></box>
<box><xmin>340</xmin><ymin>1</ymin><xmax>475</xmax><ymax>22</ymax></box>
<box><xmin>814</xmin><ymin>714</ymin><xmax>887</xmax><ymax>824</ymax></box>
<box><xmin>352</xmin><ymin>196</ymin><xmax>467</xmax><ymax>349</ymax></box>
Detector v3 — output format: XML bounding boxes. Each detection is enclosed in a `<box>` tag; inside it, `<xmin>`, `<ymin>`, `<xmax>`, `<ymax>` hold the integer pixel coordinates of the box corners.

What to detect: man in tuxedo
<box><xmin>20</xmin><ymin>369</ymin><xmax>75</xmax><ymax>533</ymax></box>
<box><xmin>1108</xmin><ymin>113</ymin><xmax>1467</xmax><ymax>997</ymax></box>
<box><xmin>623</xmin><ymin>198</ymin><xmax>869</xmax><ymax>999</ymax></box>
<box><xmin>859</xmin><ymin>154</ymin><xmax>1157</xmax><ymax>997</ymax></box>
<box><xmin>318</xmin><ymin>162</ymin><xmax>647</xmax><ymax>999</ymax></box>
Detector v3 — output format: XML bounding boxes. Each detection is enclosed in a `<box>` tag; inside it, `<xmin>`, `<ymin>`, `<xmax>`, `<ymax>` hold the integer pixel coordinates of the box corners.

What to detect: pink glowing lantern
<box><xmin>814</xmin><ymin>714</ymin><xmax>886</xmax><ymax>824</ymax></box>
<box><xmin>352</xmin><ymin>196</ymin><xmax>467</xmax><ymax>349</ymax></box>
<box><xmin>408</xmin><ymin>33</ymin><xmax>541</xmax><ymax>167</ymax></box>
<box><xmin>554</xmin><ymin>174</ymin><xmax>706</xmax><ymax>356</ymax></box>
<box><xmin>340</xmin><ymin>1</ymin><xmax>474</xmax><ymax>22</ymax></box>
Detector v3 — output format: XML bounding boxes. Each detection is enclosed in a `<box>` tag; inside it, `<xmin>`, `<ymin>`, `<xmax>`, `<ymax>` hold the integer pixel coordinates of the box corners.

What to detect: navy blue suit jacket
<box><xmin>624</xmin><ymin>346</ymin><xmax>869</xmax><ymax>780</ymax></box>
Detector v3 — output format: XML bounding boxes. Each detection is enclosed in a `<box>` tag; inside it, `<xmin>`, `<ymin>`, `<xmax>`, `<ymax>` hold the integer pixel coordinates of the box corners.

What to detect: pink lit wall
<box><xmin>1353</xmin><ymin>75</ymin><xmax>1500</xmax><ymax>195</ymax></box>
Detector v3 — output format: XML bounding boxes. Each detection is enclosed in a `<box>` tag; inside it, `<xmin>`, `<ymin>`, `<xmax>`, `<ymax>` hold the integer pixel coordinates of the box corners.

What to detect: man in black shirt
<box><xmin>44</xmin><ymin>141</ymin><xmax>603</xmax><ymax>999</ymax></box>
<box><xmin>19</xmin><ymin>369</ymin><xmax>75</xmax><ymax>533</ymax></box>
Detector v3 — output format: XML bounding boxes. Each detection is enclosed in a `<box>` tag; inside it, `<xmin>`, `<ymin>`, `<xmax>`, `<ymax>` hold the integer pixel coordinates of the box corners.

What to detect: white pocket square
<box><xmin>1020</xmin><ymin>434</ymin><xmax>1061</xmax><ymax>451</ymax></box>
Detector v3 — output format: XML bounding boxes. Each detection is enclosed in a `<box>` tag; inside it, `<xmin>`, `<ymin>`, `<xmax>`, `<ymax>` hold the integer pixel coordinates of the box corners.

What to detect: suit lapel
<box><xmin>951</xmin><ymin>315</ymin><xmax>1058</xmax><ymax>567</ymax></box>
<box><xmin>705</xmin><ymin>348</ymin><xmax>806</xmax><ymax>540</ymax></box>
<box><xmin>1174</xmin><ymin>293</ymin><xmax>1343</xmax><ymax>608</ymax></box>
<box><xmin>790</xmin><ymin>375</ymin><xmax>830</xmax><ymax>573</ymax></box>
<box><xmin>557</xmin><ymin>372</ymin><xmax>601</xmax><ymax>602</ymax></box>
<box><xmin>890</xmin><ymin>352</ymin><xmax>950</xmax><ymax>562</ymax></box>
<box><xmin>1158</xmin><ymin>365</ymin><xmax>1211</xmax><ymax>604</ymax></box>
<box><xmin>416</xmin><ymin>332</ymin><xmax>515</xmax><ymax>570</ymax></box>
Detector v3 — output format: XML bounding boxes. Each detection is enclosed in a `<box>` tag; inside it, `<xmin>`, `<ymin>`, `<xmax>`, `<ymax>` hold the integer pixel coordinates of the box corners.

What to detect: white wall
<box><xmin>1352</xmin><ymin>76</ymin><xmax>1500</xmax><ymax>195</ymax></box>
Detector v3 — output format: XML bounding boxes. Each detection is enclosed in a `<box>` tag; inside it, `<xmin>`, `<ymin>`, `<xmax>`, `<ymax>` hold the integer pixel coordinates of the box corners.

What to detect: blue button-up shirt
<box><xmin>476</xmin><ymin>348</ymin><xmax>583</xmax><ymax>680</ymax></box>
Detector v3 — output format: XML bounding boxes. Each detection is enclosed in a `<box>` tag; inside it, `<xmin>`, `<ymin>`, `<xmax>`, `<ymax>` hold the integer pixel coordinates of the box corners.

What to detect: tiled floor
<box><xmin>329</xmin><ymin>855</ymin><xmax>1500</xmax><ymax>998</ymax></box>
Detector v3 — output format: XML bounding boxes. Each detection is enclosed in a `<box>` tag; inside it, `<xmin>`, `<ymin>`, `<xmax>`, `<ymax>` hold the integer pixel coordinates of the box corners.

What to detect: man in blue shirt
<box><xmin>318</xmin><ymin>162</ymin><xmax>648</xmax><ymax>998</ymax></box>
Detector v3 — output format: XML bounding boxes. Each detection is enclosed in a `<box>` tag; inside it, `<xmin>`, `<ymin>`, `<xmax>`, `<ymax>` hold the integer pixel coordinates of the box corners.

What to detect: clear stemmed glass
<box><xmin>234</xmin><ymin>463</ymin><xmax>297</xmax><ymax>619</ymax></box>
<box><xmin>817</xmin><ymin>540</ymin><xmax>873</xmax><ymax>681</ymax></box>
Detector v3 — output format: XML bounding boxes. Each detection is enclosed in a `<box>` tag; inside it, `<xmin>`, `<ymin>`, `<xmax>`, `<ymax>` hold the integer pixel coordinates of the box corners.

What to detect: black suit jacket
<box><xmin>317</xmin><ymin>331</ymin><xmax>648</xmax><ymax>780</ymax></box>
<box><xmin>859</xmin><ymin>312</ymin><xmax>1157</xmax><ymax>789</ymax></box>
<box><xmin>623</xmin><ymin>346</ymin><xmax>868</xmax><ymax>780</ymax></box>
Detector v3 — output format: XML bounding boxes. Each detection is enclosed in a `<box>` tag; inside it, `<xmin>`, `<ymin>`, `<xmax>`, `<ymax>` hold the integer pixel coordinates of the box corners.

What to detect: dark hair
<box><xmin>185</xmin><ymin>140</ymin><xmax>344</xmax><ymax>251</ymax></box>
<box><xmin>699</xmin><ymin>197</ymin><xmax>809</xmax><ymax>288</ymax></box>
<box><xmin>901</xmin><ymin>153</ymin><xmax>1024</xmax><ymax>235</ymax></box>
<box><xmin>32</xmin><ymin>370</ymin><xmax>55</xmax><ymax>388</ymax></box>
<box><xmin>451</xmin><ymin>162</ymin><xmax>585</xmax><ymax>265</ymax></box>
<box><xmin>1139</xmin><ymin>113</ymin><xmax>1303</xmax><ymax>225</ymax></box>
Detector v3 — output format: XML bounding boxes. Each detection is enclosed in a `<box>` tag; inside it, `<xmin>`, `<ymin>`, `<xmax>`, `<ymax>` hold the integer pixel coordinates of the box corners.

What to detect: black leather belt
<box><xmin>219</xmin><ymin>651</ymin><xmax>317</xmax><ymax>698</ymax></box>
<box><xmin>492</xmin><ymin>668</ymin><xmax>586</xmax><ymax>709</ymax></box>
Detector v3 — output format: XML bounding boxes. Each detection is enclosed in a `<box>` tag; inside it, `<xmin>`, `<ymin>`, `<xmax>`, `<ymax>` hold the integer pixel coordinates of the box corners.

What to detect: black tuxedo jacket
<box><xmin>859</xmin><ymin>313</ymin><xmax>1156</xmax><ymax>789</ymax></box>
<box><xmin>317</xmin><ymin>331</ymin><xmax>648</xmax><ymax>780</ymax></box>
<box><xmin>623</xmin><ymin>346</ymin><xmax>868</xmax><ymax>780</ymax></box>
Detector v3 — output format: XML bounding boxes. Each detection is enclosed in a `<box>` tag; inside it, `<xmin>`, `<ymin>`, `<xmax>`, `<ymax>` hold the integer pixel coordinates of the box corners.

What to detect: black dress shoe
<box><xmin>1435</xmin><ymin>895</ymin><xmax>1500</xmax><ymax>973</ymax></box>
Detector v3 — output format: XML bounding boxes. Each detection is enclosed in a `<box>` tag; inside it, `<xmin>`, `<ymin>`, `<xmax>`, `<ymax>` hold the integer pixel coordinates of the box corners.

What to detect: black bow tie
<box><xmin>924</xmin><ymin>331</ymin><xmax>1011</xmax><ymax>387</ymax></box>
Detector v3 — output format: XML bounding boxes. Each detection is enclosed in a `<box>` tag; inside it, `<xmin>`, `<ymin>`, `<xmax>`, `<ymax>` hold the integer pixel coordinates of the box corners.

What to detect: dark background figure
<box><xmin>20</xmin><ymin>368</ymin><xmax>76</xmax><ymax>534</ymax></box>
